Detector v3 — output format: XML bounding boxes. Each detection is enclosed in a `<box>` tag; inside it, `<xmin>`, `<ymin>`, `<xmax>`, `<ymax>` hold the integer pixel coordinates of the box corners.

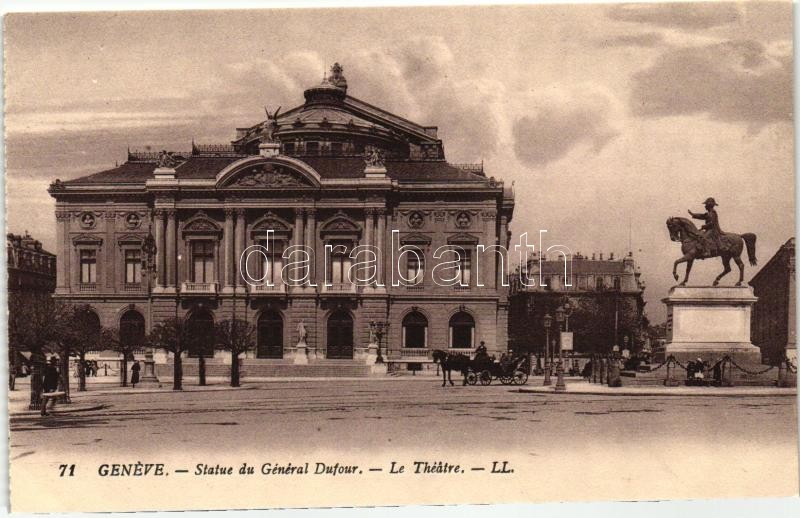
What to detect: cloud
<box><xmin>630</xmin><ymin>39</ymin><xmax>792</xmax><ymax>126</ymax></box>
<box><xmin>607</xmin><ymin>3</ymin><xmax>741</xmax><ymax>30</ymax></box>
<box><xmin>599</xmin><ymin>32</ymin><xmax>664</xmax><ymax>48</ymax></box>
<box><xmin>511</xmin><ymin>86</ymin><xmax>620</xmax><ymax>167</ymax></box>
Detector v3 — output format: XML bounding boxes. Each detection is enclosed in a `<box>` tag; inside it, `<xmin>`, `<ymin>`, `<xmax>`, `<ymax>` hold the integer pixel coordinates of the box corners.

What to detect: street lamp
<box><xmin>139</xmin><ymin>227</ymin><xmax>158</xmax><ymax>385</ymax></box>
<box><xmin>555</xmin><ymin>304</ymin><xmax>566</xmax><ymax>392</ymax></box>
<box><xmin>542</xmin><ymin>313</ymin><xmax>552</xmax><ymax>386</ymax></box>
<box><xmin>370</xmin><ymin>321</ymin><xmax>389</xmax><ymax>364</ymax></box>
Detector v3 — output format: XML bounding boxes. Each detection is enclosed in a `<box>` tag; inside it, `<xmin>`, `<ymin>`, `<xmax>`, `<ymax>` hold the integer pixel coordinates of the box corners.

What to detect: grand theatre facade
<box><xmin>49</xmin><ymin>64</ymin><xmax>515</xmax><ymax>375</ymax></box>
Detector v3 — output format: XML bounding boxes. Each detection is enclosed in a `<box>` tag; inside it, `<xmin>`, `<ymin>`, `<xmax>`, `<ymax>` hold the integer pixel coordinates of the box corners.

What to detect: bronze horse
<box><xmin>666</xmin><ymin>217</ymin><xmax>757</xmax><ymax>286</ymax></box>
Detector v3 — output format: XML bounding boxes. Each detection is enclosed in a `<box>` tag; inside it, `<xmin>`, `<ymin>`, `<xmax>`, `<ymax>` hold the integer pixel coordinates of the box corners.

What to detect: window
<box><xmin>259</xmin><ymin>242</ymin><xmax>283</xmax><ymax>285</ymax></box>
<box><xmin>596</xmin><ymin>276</ymin><xmax>605</xmax><ymax>291</ymax></box>
<box><xmin>328</xmin><ymin>243</ymin><xmax>352</xmax><ymax>285</ymax></box>
<box><xmin>192</xmin><ymin>241</ymin><xmax>215</xmax><ymax>283</ymax></box>
<box><xmin>449</xmin><ymin>311</ymin><xmax>475</xmax><ymax>349</ymax></box>
<box><xmin>406</xmin><ymin>249</ymin><xmax>424</xmax><ymax>284</ymax></box>
<box><xmin>125</xmin><ymin>249</ymin><xmax>142</xmax><ymax>284</ymax></box>
<box><xmin>330</xmin><ymin>142</ymin><xmax>343</xmax><ymax>155</ymax></box>
<box><xmin>403</xmin><ymin>312</ymin><xmax>428</xmax><ymax>348</ymax></box>
<box><xmin>80</xmin><ymin>249</ymin><xmax>97</xmax><ymax>284</ymax></box>
<box><xmin>305</xmin><ymin>141</ymin><xmax>319</xmax><ymax>155</ymax></box>
<box><xmin>283</xmin><ymin>142</ymin><xmax>295</xmax><ymax>154</ymax></box>
<box><xmin>613</xmin><ymin>276</ymin><xmax>621</xmax><ymax>290</ymax></box>
<box><xmin>456</xmin><ymin>249</ymin><xmax>471</xmax><ymax>286</ymax></box>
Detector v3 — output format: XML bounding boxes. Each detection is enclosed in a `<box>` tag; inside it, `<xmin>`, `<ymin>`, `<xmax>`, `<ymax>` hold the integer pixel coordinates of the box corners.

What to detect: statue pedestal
<box><xmin>293</xmin><ymin>341</ymin><xmax>309</xmax><ymax>365</ymax></box>
<box><xmin>137</xmin><ymin>350</ymin><xmax>160</xmax><ymax>385</ymax></box>
<box><xmin>363</xmin><ymin>342</ymin><xmax>378</xmax><ymax>366</ymax></box>
<box><xmin>662</xmin><ymin>286</ymin><xmax>761</xmax><ymax>364</ymax></box>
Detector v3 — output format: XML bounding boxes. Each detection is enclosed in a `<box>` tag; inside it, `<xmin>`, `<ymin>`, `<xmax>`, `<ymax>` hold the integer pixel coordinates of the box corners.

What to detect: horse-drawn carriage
<box><xmin>432</xmin><ymin>349</ymin><xmax>530</xmax><ymax>387</ymax></box>
<box><xmin>466</xmin><ymin>354</ymin><xmax>529</xmax><ymax>385</ymax></box>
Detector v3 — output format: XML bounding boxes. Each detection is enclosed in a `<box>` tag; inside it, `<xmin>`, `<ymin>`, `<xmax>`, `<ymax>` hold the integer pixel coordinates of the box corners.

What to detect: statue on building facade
<box><xmin>364</xmin><ymin>145</ymin><xmax>385</xmax><ymax>168</ymax></box>
<box><xmin>667</xmin><ymin>197</ymin><xmax>758</xmax><ymax>286</ymax></box>
<box><xmin>157</xmin><ymin>149</ymin><xmax>178</xmax><ymax>169</ymax></box>
<box><xmin>296</xmin><ymin>320</ymin><xmax>308</xmax><ymax>346</ymax></box>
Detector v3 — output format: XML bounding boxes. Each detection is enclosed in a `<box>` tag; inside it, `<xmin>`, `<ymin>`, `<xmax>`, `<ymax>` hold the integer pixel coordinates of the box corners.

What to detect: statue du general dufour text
<box><xmin>667</xmin><ymin>197</ymin><xmax>757</xmax><ymax>286</ymax></box>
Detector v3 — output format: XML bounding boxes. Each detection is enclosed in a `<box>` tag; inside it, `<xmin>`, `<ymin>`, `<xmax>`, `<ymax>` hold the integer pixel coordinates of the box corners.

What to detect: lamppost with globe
<box><xmin>554</xmin><ymin>299</ymin><xmax>573</xmax><ymax>392</ymax></box>
<box><xmin>542</xmin><ymin>313</ymin><xmax>552</xmax><ymax>386</ymax></box>
<box><xmin>370</xmin><ymin>321</ymin><xmax>389</xmax><ymax>364</ymax></box>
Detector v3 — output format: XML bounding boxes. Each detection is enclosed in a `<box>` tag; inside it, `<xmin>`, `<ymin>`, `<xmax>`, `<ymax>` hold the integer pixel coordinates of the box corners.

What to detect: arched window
<box><xmin>186</xmin><ymin>310</ymin><xmax>215</xmax><ymax>358</ymax></box>
<box><xmin>119</xmin><ymin>310</ymin><xmax>145</xmax><ymax>355</ymax></box>
<box><xmin>449</xmin><ymin>311</ymin><xmax>474</xmax><ymax>349</ymax></box>
<box><xmin>257</xmin><ymin>310</ymin><xmax>283</xmax><ymax>359</ymax></box>
<box><xmin>402</xmin><ymin>311</ymin><xmax>428</xmax><ymax>348</ymax></box>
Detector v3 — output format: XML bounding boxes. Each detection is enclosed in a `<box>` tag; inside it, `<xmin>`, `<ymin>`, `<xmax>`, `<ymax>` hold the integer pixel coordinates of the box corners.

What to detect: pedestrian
<box><xmin>130</xmin><ymin>361</ymin><xmax>141</xmax><ymax>388</ymax></box>
<box><xmin>41</xmin><ymin>356</ymin><xmax>60</xmax><ymax>416</ymax></box>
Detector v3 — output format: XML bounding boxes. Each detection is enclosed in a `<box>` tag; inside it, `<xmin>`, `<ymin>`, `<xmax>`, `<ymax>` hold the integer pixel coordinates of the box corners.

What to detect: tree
<box><xmin>9</xmin><ymin>293</ymin><xmax>62</xmax><ymax>409</ymax></box>
<box><xmin>102</xmin><ymin>328</ymin><xmax>137</xmax><ymax>387</ymax></box>
<box><xmin>215</xmin><ymin>319</ymin><xmax>256</xmax><ymax>387</ymax></box>
<box><xmin>56</xmin><ymin>304</ymin><xmax>103</xmax><ymax>392</ymax></box>
<box><xmin>147</xmin><ymin>317</ymin><xmax>189</xmax><ymax>390</ymax></box>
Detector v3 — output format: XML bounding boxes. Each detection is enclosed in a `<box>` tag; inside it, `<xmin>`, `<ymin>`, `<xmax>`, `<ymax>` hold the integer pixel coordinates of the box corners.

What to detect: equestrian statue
<box><xmin>667</xmin><ymin>197</ymin><xmax>757</xmax><ymax>286</ymax></box>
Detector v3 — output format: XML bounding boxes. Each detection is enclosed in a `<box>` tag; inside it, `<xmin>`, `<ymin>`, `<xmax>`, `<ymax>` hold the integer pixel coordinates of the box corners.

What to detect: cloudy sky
<box><xmin>4</xmin><ymin>2</ymin><xmax>794</xmax><ymax>322</ymax></box>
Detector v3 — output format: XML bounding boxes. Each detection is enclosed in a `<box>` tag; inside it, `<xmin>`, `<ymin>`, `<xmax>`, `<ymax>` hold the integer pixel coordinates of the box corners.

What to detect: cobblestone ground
<box><xmin>8</xmin><ymin>377</ymin><xmax>799</xmax><ymax>509</ymax></box>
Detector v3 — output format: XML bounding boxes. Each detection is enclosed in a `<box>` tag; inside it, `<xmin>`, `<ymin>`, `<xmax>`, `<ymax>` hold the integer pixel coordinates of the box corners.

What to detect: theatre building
<box><xmin>48</xmin><ymin>63</ymin><xmax>515</xmax><ymax>376</ymax></box>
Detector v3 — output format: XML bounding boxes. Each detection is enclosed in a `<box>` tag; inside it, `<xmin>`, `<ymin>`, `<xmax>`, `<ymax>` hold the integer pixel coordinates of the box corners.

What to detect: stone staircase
<box><xmin>156</xmin><ymin>359</ymin><xmax>372</xmax><ymax>378</ymax></box>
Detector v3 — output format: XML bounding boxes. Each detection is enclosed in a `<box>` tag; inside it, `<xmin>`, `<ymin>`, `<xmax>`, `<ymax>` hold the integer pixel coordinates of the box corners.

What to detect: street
<box><xmin>8</xmin><ymin>378</ymin><xmax>799</xmax><ymax>511</ymax></box>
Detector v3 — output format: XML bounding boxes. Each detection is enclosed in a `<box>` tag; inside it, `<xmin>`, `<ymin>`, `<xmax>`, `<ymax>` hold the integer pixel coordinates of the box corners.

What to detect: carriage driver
<box><xmin>688</xmin><ymin>197</ymin><xmax>723</xmax><ymax>255</ymax></box>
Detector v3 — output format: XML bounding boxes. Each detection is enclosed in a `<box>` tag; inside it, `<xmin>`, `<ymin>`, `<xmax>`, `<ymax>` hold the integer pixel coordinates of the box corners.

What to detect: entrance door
<box><xmin>327</xmin><ymin>310</ymin><xmax>353</xmax><ymax>359</ymax></box>
<box><xmin>257</xmin><ymin>311</ymin><xmax>283</xmax><ymax>359</ymax></box>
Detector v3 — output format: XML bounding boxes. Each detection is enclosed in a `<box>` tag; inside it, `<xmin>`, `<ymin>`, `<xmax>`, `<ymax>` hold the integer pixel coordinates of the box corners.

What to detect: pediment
<box><xmin>400</xmin><ymin>232</ymin><xmax>432</xmax><ymax>246</ymax></box>
<box><xmin>182</xmin><ymin>211</ymin><xmax>221</xmax><ymax>235</ymax></box>
<box><xmin>320</xmin><ymin>211</ymin><xmax>361</xmax><ymax>235</ymax></box>
<box><xmin>72</xmin><ymin>234</ymin><xmax>103</xmax><ymax>246</ymax></box>
<box><xmin>117</xmin><ymin>234</ymin><xmax>144</xmax><ymax>247</ymax></box>
<box><xmin>447</xmin><ymin>233</ymin><xmax>479</xmax><ymax>245</ymax></box>
<box><xmin>251</xmin><ymin>211</ymin><xmax>292</xmax><ymax>239</ymax></box>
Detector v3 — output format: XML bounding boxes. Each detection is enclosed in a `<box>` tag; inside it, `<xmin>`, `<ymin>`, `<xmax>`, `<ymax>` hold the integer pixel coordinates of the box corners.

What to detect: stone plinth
<box><xmin>663</xmin><ymin>285</ymin><xmax>761</xmax><ymax>364</ymax></box>
<box><xmin>293</xmin><ymin>341</ymin><xmax>309</xmax><ymax>365</ymax></box>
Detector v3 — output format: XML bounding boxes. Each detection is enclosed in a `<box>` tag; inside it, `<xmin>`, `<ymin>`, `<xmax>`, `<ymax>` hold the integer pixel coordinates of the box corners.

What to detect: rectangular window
<box><xmin>327</xmin><ymin>243</ymin><xmax>352</xmax><ymax>285</ymax></box>
<box><xmin>457</xmin><ymin>249</ymin><xmax>471</xmax><ymax>286</ymax></box>
<box><xmin>259</xmin><ymin>244</ymin><xmax>283</xmax><ymax>285</ymax></box>
<box><xmin>596</xmin><ymin>276</ymin><xmax>605</xmax><ymax>291</ymax></box>
<box><xmin>305</xmin><ymin>141</ymin><xmax>319</xmax><ymax>155</ymax></box>
<box><xmin>406</xmin><ymin>249</ymin><xmax>424</xmax><ymax>284</ymax></box>
<box><xmin>80</xmin><ymin>249</ymin><xmax>97</xmax><ymax>284</ymax></box>
<box><xmin>283</xmin><ymin>142</ymin><xmax>295</xmax><ymax>154</ymax></box>
<box><xmin>192</xmin><ymin>241</ymin><xmax>215</xmax><ymax>283</ymax></box>
<box><xmin>125</xmin><ymin>249</ymin><xmax>142</xmax><ymax>284</ymax></box>
<box><xmin>330</xmin><ymin>142</ymin><xmax>343</xmax><ymax>155</ymax></box>
<box><xmin>613</xmin><ymin>276</ymin><xmax>621</xmax><ymax>290</ymax></box>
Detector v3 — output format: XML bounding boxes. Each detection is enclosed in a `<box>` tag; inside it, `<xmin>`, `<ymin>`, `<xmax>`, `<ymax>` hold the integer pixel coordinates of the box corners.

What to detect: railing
<box><xmin>181</xmin><ymin>281</ymin><xmax>218</xmax><ymax>294</ymax></box>
<box><xmin>451</xmin><ymin>163</ymin><xmax>484</xmax><ymax>174</ymax></box>
<box><xmin>121</xmin><ymin>283</ymin><xmax>143</xmax><ymax>293</ymax></box>
<box><xmin>127</xmin><ymin>150</ymin><xmax>191</xmax><ymax>163</ymax></box>
<box><xmin>399</xmin><ymin>348</ymin><xmax>432</xmax><ymax>360</ymax></box>
<box><xmin>405</xmin><ymin>284</ymin><xmax>424</xmax><ymax>291</ymax></box>
<box><xmin>249</xmin><ymin>283</ymin><xmax>287</xmax><ymax>295</ymax></box>
<box><xmin>191</xmin><ymin>143</ymin><xmax>243</xmax><ymax>157</ymax></box>
<box><xmin>449</xmin><ymin>348</ymin><xmax>475</xmax><ymax>358</ymax></box>
<box><xmin>79</xmin><ymin>283</ymin><xmax>97</xmax><ymax>292</ymax></box>
<box><xmin>453</xmin><ymin>285</ymin><xmax>471</xmax><ymax>291</ymax></box>
<box><xmin>321</xmin><ymin>282</ymin><xmax>358</xmax><ymax>294</ymax></box>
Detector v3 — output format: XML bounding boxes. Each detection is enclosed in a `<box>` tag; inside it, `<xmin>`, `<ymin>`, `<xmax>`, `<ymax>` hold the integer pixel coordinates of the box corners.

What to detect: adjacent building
<box><xmin>750</xmin><ymin>238</ymin><xmax>796</xmax><ymax>364</ymax></box>
<box><xmin>48</xmin><ymin>63</ymin><xmax>515</xmax><ymax>375</ymax></box>
<box><xmin>508</xmin><ymin>251</ymin><xmax>647</xmax><ymax>356</ymax></box>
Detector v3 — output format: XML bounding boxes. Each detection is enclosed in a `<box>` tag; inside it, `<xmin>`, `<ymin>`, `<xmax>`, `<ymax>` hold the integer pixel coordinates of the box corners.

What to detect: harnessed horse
<box><xmin>431</xmin><ymin>350</ymin><xmax>471</xmax><ymax>387</ymax></box>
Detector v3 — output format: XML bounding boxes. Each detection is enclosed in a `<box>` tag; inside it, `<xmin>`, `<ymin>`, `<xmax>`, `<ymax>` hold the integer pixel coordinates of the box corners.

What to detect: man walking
<box><xmin>40</xmin><ymin>356</ymin><xmax>60</xmax><ymax>416</ymax></box>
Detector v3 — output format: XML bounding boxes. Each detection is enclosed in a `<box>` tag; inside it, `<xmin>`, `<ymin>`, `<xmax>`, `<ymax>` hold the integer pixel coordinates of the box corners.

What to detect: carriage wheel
<box><xmin>499</xmin><ymin>376</ymin><xmax>511</xmax><ymax>385</ymax></box>
<box><xmin>466</xmin><ymin>371</ymin><xmax>478</xmax><ymax>385</ymax></box>
<box><xmin>479</xmin><ymin>370</ymin><xmax>492</xmax><ymax>385</ymax></box>
<box><xmin>512</xmin><ymin>370</ymin><xmax>529</xmax><ymax>385</ymax></box>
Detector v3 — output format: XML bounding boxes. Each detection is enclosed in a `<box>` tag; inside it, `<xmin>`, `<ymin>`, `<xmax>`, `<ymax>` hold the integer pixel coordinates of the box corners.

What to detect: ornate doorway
<box><xmin>327</xmin><ymin>310</ymin><xmax>353</xmax><ymax>359</ymax></box>
<box><xmin>257</xmin><ymin>310</ymin><xmax>284</xmax><ymax>359</ymax></box>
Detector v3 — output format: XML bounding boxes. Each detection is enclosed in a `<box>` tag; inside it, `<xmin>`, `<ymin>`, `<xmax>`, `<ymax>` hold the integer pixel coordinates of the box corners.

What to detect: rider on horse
<box><xmin>688</xmin><ymin>197</ymin><xmax>723</xmax><ymax>257</ymax></box>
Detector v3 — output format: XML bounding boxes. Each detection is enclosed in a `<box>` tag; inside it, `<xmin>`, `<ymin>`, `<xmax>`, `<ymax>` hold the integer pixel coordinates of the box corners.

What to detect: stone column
<box><xmin>235</xmin><ymin>209</ymin><xmax>246</xmax><ymax>291</ymax></box>
<box><xmin>223</xmin><ymin>208</ymin><xmax>235</xmax><ymax>292</ymax></box>
<box><xmin>55</xmin><ymin>210</ymin><xmax>69</xmax><ymax>292</ymax></box>
<box><xmin>105</xmin><ymin>211</ymin><xmax>116</xmax><ymax>289</ymax></box>
<box><xmin>498</xmin><ymin>214</ymin><xmax>508</xmax><ymax>290</ymax></box>
<box><xmin>376</xmin><ymin>208</ymin><xmax>386</xmax><ymax>287</ymax></box>
<box><xmin>154</xmin><ymin>209</ymin><xmax>166</xmax><ymax>290</ymax></box>
<box><xmin>305</xmin><ymin>208</ymin><xmax>316</xmax><ymax>284</ymax></box>
<box><xmin>165</xmin><ymin>209</ymin><xmax>177</xmax><ymax>291</ymax></box>
<box><xmin>364</xmin><ymin>208</ymin><xmax>374</xmax><ymax>286</ymax></box>
<box><xmin>292</xmin><ymin>208</ymin><xmax>304</xmax><ymax>286</ymax></box>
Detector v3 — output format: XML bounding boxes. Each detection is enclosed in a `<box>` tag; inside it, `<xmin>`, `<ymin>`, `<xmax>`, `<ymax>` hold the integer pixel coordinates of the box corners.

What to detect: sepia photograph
<box><xmin>3</xmin><ymin>1</ymin><xmax>798</xmax><ymax>513</ymax></box>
